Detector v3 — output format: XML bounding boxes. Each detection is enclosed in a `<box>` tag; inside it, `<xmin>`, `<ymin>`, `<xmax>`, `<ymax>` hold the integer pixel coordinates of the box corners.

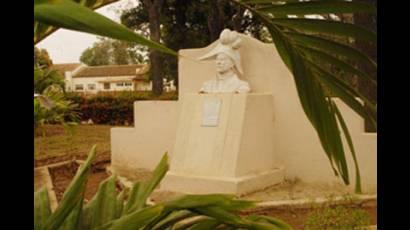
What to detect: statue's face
<box><xmin>216</xmin><ymin>53</ymin><xmax>234</xmax><ymax>74</ymax></box>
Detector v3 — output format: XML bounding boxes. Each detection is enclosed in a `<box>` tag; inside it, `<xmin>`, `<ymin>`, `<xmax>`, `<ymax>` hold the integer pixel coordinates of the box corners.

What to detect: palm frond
<box><xmin>34</xmin><ymin>0</ymin><xmax>177</xmax><ymax>56</ymax></box>
<box><xmin>231</xmin><ymin>0</ymin><xmax>377</xmax><ymax>192</ymax></box>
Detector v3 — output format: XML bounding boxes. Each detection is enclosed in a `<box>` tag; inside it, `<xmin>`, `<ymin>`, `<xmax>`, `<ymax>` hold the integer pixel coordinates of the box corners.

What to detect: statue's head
<box><xmin>216</xmin><ymin>53</ymin><xmax>235</xmax><ymax>74</ymax></box>
<box><xmin>198</xmin><ymin>29</ymin><xmax>243</xmax><ymax>75</ymax></box>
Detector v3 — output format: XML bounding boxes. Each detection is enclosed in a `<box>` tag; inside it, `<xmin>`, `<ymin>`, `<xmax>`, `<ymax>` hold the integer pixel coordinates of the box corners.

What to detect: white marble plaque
<box><xmin>202</xmin><ymin>99</ymin><xmax>222</xmax><ymax>127</ymax></box>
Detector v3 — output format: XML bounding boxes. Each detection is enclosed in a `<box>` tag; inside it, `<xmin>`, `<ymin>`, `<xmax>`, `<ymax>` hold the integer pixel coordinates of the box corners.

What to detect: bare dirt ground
<box><xmin>35</xmin><ymin>152</ymin><xmax>111</xmax><ymax>168</ymax></box>
<box><xmin>241</xmin><ymin>178</ymin><xmax>364</xmax><ymax>202</ymax></box>
<box><xmin>34</xmin><ymin>125</ymin><xmax>112</xmax><ymax>161</ymax></box>
<box><xmin>48</xmin><ymin>160</ymin><xmax>114</xmax><ymax>202</ymax></box>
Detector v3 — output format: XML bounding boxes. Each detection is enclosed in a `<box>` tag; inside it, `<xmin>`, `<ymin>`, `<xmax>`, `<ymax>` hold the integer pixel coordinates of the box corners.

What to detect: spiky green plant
<box><xmin>34</xmin><ymin>145</ymin><xmax>293</xmax><ymax>230</ymax></box>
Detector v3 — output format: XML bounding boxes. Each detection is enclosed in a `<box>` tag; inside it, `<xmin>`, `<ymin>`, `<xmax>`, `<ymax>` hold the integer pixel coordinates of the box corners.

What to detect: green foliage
<box><xmin>34</xmin><ymin>65</ymin><xmax>65</xmax><ymax>94</ymax></box>
<box><xmin>34</xmin><ymin>0</ymin><xmax>120</xmax><ymax>44</ymax></box>
<box><xmin>34</xmin><ymin>85</ymin><xmax>80</xmax><ymax>134</ymax></box>
<box><xmin>34</xmin><ymin>146</ymin><xmax>293</xmax><ymax>230</ymax></box>
<box><xmin>34</xmin><ymin>0</ymin><xmax>176</xmax><ymax>56</ymax></box>
<box><xmin>232</xmin><ymin>0</ymin><xmax>377</xmax><ymax>193</ymax></box>
<box><xmin>65</xmin><ymin>91</ymin><xmax>177</xmax><ymax>125</ymax></box>
<box><xmin>304</xmin><ymin>205</ymin><xmax>371</xmax><ymax>230</ymax></box>
<box><xmin>80</xmin><ymin>37</ymin><xmax>148</xmax><ymax>66</ymax></box>
<box><xmin>80</xmin><ymin>38</ymin><xmax>112</xmax><ymax>66</ymax></box>
<box><xmin>34</xmin><ymin>46</ymin><xmax>53</xmax><ymax>68</ymax></box>
<box><xmin>120</xmin><ymin>0</ymin><xmax>268</xmax><ymax>85</ymax></box>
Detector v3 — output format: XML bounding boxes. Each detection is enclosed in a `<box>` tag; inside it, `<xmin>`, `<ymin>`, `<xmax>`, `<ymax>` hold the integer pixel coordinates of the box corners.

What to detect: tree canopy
<box><xmin>34</xmin><ymin>46</ymin><xmax>53</xmax><ymax>68</ymax></box>
<box><xmin>120</xmin><ymin>0</ymin><xmax>268</xmax><ymax>86</ymax></box>
<box><xmin>79</xmin><ymin>37</ymin><xmax>148</xmax><ymax>66</ymax></box>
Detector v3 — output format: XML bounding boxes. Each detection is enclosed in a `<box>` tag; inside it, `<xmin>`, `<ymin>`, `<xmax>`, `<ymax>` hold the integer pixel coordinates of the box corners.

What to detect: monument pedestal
<box><xmin>163</xmin><ymin>168</ymin><xmax>284</xmax><ymax>195</ymax></box>
<box><xmin>161</xmin><ymin>93</ymin><xmax>284</xmax><ymax>195</ymax></box>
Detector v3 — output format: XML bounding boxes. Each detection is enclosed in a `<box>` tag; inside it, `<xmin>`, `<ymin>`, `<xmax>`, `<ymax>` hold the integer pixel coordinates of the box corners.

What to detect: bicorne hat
<box><xmin>197</xmin><ymin>29</ymin><xmax>244</xmax><ymax>75</ymax></box>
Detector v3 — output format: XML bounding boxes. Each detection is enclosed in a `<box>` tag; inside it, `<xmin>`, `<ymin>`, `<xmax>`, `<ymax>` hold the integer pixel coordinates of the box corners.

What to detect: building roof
<box><xmin>50</xmin><ymin>63</ymin><xmax>82</xmax><ymax>76</ymax></box>
<box><xmin>73</xmin><ymin>64</ymin><xmax>148</xmax><ymax>79</ymax></box>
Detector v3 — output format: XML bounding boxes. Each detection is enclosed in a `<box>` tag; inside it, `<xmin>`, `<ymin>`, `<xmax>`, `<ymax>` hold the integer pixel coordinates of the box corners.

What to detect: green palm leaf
<box><xmin>122</xmin><ymin>182</ymin><xmax>141</xmax><ymax>214</ymax></box>
<box><xmin>149</xmin><ymin>210</ymin><xmax>195</xmax><ymax>230</ymax></box>
<box><xmin>59</xmin><ymin>197</ymin><xmax>84</xmax><ymax>230</ymax></box>
<box><xmin>183</xmin><ymin>218</ymin><xmax>221</xmax><ymax>230</ymax></box>
<box><xmin>231</xmin><ymin>0</ymin><xmax>377</xmax><ymax>192</ymax></box>
<box><xmin>34</xmin><ymin>0</ymin><xmax>177</xmax><ymax>56</ymax></box>
<box><xmin>270</xmin><ymin>18</ymin><xmax>376</xmax><ymax>43</ymax></box>
<box><xmin>34</xmin><ymin>0</ymin><xmax>119</xmax><ymax>44</ymax></box>
<box><xmin>287</xmin><ymin>32</ymin><xmax>377</xmax><ymax>69</ymax></box>
<box><xmin>34</xmin><ymin>186</ymin><xmax>52</xmax><ymax>230</ymax></box>
<box><xmin>172</xmin><ymin>216</ymin><xmax>221</xmax><ymax>230</ymax></box>
<box><xmin>242</xmin><ymin>0</ymin><xmax>300</xmax><ymax>4</ymax></box>
<box><xmin>247</xmin><ymin>215</ymin><xmax>293</xmax><ymax>230</ymax></box>
<box><xmin>296</xmin><ymin>45</ymin><xmax>376</xmax><ymax>86</ymax></box>
<box><xmin>306</xmin><ymin>60</ymin><xmax>376</xmax><ymax>128</ymax></box>
<box><xmin>193</xmin><ymin>206</ymin><xmax>281</xmax><ymax>230</ymax></box>
<box><xmin>332</xmin><ymin>101</ymin><xmax>362</xmax><ymax>193</ymax></box>
<box><xmin>43</xmin><ymin>145</ymin><xmax>96</xmax><ymax>229</ymax></box>
<box><xmin>89</xmin><ymin>175</ymin><xmax>118</xmax><ymax>228</ymax></box>
<box><xmin>35</xmin><ymin>149</ymin><xmax>294</xmax><ymax>229</ymax></box>
<box><xmin>95</xmin><ymin>205</ymin><xmax>165</xmax><ymax>230</ymax></box>
<box><xmin>115</xmin><ymin>189</ymin><xmax>126</xmax><ymax>218</ymax></box>
<box><xmin>258</xmin><ymin>1</ymin><xmax>375</xmax><ymax>15</ymax></box>
<box><xmin>163</xmin><ymin>194</ymin><xmax>254</xmax><ymax>212</ymax></box>
<box><xmin>144</xmin><ymin>194</ymin><xmax>254</xmax><ymax>230</ymax></box>
<box><xmin>287</xmin><ymin>41</ymin><xmax>349</xmax><ymax>181</ymax></box>
<box><xmin>124</xmin><ymin>153</ymin><xmax>169</xmax><ymax>214</ymax></box>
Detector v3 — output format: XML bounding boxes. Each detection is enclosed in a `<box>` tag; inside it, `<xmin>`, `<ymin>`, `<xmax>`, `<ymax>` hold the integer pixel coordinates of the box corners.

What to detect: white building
<box><xmin>51</xmin><ymin>63</ymin><xmax>176</xmax><ymax>94</ymax></box>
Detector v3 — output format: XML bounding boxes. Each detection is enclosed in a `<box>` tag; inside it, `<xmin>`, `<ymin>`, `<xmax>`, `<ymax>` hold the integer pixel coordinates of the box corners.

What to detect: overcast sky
<box><xmin>36</xmin><ymin>0</ymin><xmax>138</xmax><ymax>64</ymax></box>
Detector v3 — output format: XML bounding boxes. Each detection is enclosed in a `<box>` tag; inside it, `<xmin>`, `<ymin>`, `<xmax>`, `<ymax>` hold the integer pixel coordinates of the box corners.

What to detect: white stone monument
<box><xmin>111</xmin><ymin>28</ymin><xmax>377</xmax><ymax>194</ymax></box>
<box><xmin>160</xmin><ymin>93</ymin><xmax>284</xmax><ymax>195</ymax></box>
<box><xmin>159</xmin><ymin>29</ymin><xmax>284</xmax><ymax>195</ymax></box>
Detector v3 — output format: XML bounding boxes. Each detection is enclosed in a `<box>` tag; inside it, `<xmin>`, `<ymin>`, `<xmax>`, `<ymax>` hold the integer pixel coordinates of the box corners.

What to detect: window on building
<box><xmin>87</xmin><ymin>84</ymin><xmax>96</xmax><ymax>90</ymax></box>
<box><xmin>125</xmin><ymin>82</ymin><xmax>132</xmax><ymax>87</ymax></box>
<box><xmin>75</xmin><ymin>84</ymin><xmax>84</xmax><ymax>91</ymax></box>
<box><xmin>104</xmin><ymin>83</ymin><xmax>110</xmax><ymax>90</ymax></box>
<box><xmin>116</xmin><ymin>82</ymin><xmax>124</xmax><ymax>87</ymax></box>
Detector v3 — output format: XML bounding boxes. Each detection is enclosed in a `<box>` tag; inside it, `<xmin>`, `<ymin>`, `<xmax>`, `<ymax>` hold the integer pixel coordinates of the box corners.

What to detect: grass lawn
<box><xmin>34</xmin><ymin>124</ymin><xmax>113</xmax><ymax>159</ymax></box>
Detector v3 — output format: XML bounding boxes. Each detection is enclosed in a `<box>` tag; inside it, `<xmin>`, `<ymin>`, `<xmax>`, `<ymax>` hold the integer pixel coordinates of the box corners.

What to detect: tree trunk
<box><xmin>233</xmin><ymin>6</ymin><xmax>245</xmax><ymax>33</ymax></box>
<box><xmin>207</xmin><ymin>0</ymin><xmax>225</xmax><ymax>42</ymax></box>
<box><xmin>143</xmin><ymin>0</ymin><xmax>164</xmax><ymax>95</ymax></box>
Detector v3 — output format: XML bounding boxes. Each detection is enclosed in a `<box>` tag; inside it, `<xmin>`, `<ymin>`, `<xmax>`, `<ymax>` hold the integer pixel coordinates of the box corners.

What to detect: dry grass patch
<box><xmin>34</xmin><ymin>124</ymin><xmax>113</xmax><ymax>160</ymax></box>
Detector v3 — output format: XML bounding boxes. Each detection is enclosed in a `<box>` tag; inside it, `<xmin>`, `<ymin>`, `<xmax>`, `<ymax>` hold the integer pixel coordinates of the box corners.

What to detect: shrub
<box><xmin>304</xmin><ymin>205</ymin><xmax>371</xmax><ymax>230</ymax></box>
<box><xmin>34</xmin><ymin>145</ymin><xmax>292</xmax><ymax>230</ymax></box>
<box><xmin>35</xmin><ymin>85</ymin><xmax>79</xmax><ymax>135</ymax></box>
<box><xmin>65</xmin><ymin>91</ymin><xmax>178</xmax><ymax>125</ymax></box>
<box><xmin>34</xmin><ymin>66</ymin><xmax>65</xmax><ymax>94</ymax></box>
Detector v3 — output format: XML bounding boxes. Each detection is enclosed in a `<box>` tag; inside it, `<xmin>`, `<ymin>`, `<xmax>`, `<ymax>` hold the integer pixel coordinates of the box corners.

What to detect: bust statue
<box><xmin>198</xmin><ymin>29</ymin><xmax>250</xmax><ymax>93</ymax></box>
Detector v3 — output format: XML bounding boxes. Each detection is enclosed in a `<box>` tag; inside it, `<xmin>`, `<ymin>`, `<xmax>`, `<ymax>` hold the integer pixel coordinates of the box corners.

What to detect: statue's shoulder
<box><xmin>235</xmin><ymin>77</ymin><xmax>250</xmax><ymax>93</ymax></box>
<box><xmin>202</xmin><ymin>79</ymin><xmax>217</xmax><ymax>87</ymax></box>
<box><xmin>200</xmin><ymin>79</ymin><xmax>216</xmax><ymax>92</ymax></box>
<box><xmin>236</xmin><ymin>78</ymin><xmax>249</xmax><ymax>86</ymax></box>
<box><xmin>202</xmin><ymin>79</ymin><xmax>214</xmax><ymax>85</ymax></box>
